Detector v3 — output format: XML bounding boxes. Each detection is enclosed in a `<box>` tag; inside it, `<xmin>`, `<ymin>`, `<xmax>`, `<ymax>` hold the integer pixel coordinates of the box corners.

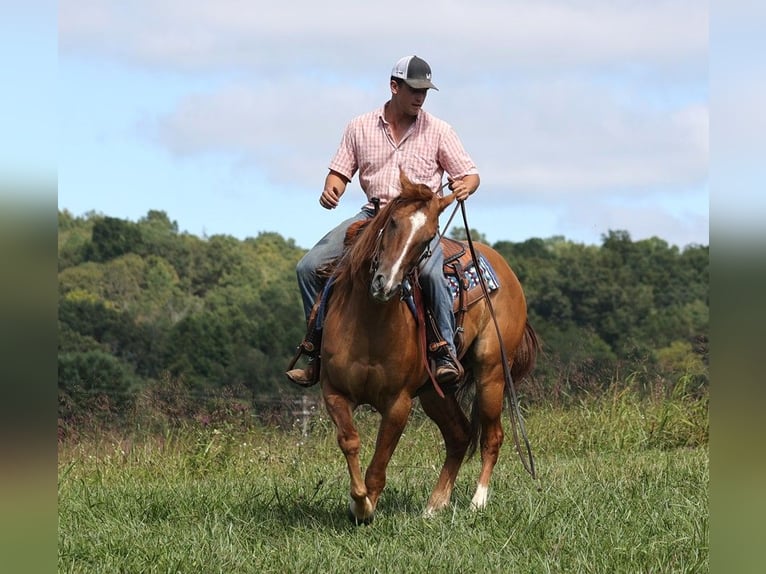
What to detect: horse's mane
<box><xmin>330</xmin><ymin>183</ymin><xmax>436</xmax><ymax>303</ymax></box>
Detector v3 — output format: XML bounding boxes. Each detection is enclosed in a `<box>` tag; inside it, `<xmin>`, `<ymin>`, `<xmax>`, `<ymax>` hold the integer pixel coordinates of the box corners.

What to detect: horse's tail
<box><xmin>510</xmin><ymin>320</ymin><xmax>540</xmax><ymax>383</ymax></box>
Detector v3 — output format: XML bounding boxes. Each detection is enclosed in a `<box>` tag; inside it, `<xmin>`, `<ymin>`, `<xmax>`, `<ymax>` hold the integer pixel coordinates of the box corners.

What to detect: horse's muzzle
<box><xmin>370</xmin><ymin>273</ymin><xmax>399</xmax><ymax>302</ymax></box>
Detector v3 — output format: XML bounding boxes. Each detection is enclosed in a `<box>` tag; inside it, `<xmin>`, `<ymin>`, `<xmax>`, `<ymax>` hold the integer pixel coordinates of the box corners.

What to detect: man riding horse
<box><xmin>286</xmin><ymin>55</ymin><xmax>480</xmax><ymax>387</ymax></box>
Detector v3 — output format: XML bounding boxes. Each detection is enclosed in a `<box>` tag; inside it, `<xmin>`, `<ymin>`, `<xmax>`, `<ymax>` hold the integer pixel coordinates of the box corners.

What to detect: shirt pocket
<box><xmin>405</xmin><ymin>153</ymin><xmax>439</xmax><ymax>184</ymax></box>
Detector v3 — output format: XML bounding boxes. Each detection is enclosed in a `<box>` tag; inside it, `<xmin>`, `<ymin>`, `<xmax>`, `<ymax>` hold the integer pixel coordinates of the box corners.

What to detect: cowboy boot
<box><xmin>429</xmin><ymin>340</ymin><xmax>464</xmax><ymax>389</ymax></box>
<box><xmin>285</xmin><ymin>306</ymin><xmax>322</xmax><ymax>387</ymax></box>
<box><xmin>286</xmin><ymin>356</ymin><xmax>319</xmax><ymax>387</ymax></box>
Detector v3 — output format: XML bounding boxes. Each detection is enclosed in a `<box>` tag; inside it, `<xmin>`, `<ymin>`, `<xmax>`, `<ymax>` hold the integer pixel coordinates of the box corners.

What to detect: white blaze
<box><xmin>383</xmin><ymin>211</ymin><xmax>427</xmax><ymax>292</ymax></box>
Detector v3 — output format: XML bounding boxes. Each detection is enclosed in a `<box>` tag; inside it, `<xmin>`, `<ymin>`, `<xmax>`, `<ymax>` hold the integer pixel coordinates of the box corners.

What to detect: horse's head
<box><xmin>369</xmin><ymin>173</ymin><xmax>456</xmax><ymax>302</ymax></box>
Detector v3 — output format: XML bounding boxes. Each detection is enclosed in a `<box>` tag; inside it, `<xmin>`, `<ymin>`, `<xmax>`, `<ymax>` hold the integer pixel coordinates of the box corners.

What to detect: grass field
<box><xmin>58</xmin><ymin>385</ymin><xmax>708</xmax><ymax>573</ymax></box>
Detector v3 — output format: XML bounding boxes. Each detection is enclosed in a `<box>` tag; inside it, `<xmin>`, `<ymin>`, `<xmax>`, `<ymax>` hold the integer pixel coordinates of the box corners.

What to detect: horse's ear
<box><xmin>399</xmin><ymin>169</ymin><xmax>414</xmax><ymax>193</ymax></box>
<box><xmin>438</xmin><ymin>192</ymin><xmax>458</xmax><ymax>213</ymax></box>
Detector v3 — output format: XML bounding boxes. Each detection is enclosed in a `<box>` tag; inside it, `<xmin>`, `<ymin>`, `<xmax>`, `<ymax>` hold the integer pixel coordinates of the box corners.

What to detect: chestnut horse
<box><xmin>319</xmin><ymin>175</ymin><xmax>539</xmax><ymax>523</ymax></box>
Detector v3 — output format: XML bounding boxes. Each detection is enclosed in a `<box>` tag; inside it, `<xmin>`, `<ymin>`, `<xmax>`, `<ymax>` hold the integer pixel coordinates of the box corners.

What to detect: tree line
<box><xmin>58</xmin><ymin>209</ymin><xmax>708</xmax><ymax>428</ymax></box>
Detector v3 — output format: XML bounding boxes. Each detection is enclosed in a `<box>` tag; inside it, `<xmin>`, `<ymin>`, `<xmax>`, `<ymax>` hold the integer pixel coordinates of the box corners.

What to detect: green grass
<box><xmin>58</xmin><ymin>387</ymin><xmax>708</xmax><ymax>573</ymax></box>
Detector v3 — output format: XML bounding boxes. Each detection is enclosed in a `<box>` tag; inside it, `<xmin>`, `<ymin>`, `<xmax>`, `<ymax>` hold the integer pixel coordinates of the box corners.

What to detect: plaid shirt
<box><xmin>329</xmin><ymin>104</ymin><xmax>478</xmax><ymax>209</ymax></box>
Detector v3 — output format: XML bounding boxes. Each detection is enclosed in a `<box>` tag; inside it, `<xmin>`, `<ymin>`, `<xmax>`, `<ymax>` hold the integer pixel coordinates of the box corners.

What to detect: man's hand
<box><xmin>319</xmin><ymin>185</ymin><xmax>342</xmax><ymax>209</ymax></box>
<box><xmin>319</xmin><ymin>170</ymin><xmax>348</xmax><ymax>210</ymax></box>
<box><xmin>448</xmin><ymin>174</ymin><xmax>480</xmax><ymax>201</ymax></box>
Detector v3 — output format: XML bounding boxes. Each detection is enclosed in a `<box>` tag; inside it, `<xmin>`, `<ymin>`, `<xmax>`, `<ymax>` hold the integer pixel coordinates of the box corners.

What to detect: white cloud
<box><xmin>58</xmin><ymin>0</ymin><xmax>710</xmax><ymax>246</ymax></box>
<box><xmin>147</xmin><ymin>75</ymin><xmax>707</xmax><ymax>204</ymax></box>
<box><xmin>145</xmin><ymin>79</ymin><xmax>378</xmax><ymax>183</ymax></box>
<box><xmin>60</xmin><ymin>1</ymin><xmax>707</xmax><ymax>72</ymax></box>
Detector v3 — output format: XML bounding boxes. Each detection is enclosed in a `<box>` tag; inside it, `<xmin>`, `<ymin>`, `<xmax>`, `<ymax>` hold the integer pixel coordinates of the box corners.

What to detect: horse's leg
<box><xmin>363</xmin><ymin>393</ymin><xmax>413</xmax><ymax>514</ymax></box>
<box><xmin>471</xmin><ymin>364</ymin><xmax>506</xmax><ymax>510</ymax></box>
<box><xmin>418</xmin><ymin>388</ymin><xmax>471</xmax><ymax>516</ymax></box>
<box><xmin>322</xmin><ymin>387</ymin><xmax>374</xmax><ymax>522</ymax></box>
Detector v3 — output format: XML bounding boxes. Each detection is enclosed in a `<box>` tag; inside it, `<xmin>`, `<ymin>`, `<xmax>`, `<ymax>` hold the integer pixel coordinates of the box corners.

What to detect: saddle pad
<box><xmin>446</xmin><ymin>254</ymin><xmax>500</xmax><ymax>306</ymax></box>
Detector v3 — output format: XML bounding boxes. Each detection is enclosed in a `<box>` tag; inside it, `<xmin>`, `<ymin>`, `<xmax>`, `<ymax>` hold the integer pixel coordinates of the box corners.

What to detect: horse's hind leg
<box><xmin>471</xmin><ymin>365</ymin><xmax>506</xmax><ymax>510</ymax></box>
<box><xmin>419</xmin><ymin>388</ymin><xmax>471</xmax><ymax>515</ymax></box>
<box><xmin>322</xmin><ymin>387</ymin><xmax>373</xmax><ymax>523</ymax></box>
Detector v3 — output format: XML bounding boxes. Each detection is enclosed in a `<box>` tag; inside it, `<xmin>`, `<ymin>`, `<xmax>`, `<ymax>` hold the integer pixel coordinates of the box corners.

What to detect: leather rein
<box><xmin>367</xmin><ymin>198</ymin><xmax>445</xmax><ymax>398</ymax></box>
<box><xmin>368</xmin><ymin>187</ymin><xmax>536</xmax><ymax>480</ymax></box>
<box><xmin>452</xmin><ymin>200</ymin><xmax>537</xmax><ymax>480</ymax></box>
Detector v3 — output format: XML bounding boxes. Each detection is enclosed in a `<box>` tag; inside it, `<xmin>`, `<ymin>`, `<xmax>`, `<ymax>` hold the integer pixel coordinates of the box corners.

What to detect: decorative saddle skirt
<box><xmin>441</xmin><ymin>237</ymin><xmax>500</xmax><ymax>312</ymax></box>
<box><xmin>314</xmin><ymin>237</ymin><xmax>500</xmax><ymax>332</ymax></box>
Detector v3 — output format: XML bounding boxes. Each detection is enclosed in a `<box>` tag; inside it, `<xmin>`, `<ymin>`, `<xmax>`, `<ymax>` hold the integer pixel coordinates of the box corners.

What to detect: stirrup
<box><xmin>433</xmin><ymin>355</ymin><xmax>463</xmax><ymax>387</ymax></box>
<box><xmin>286</xmin><ymin>337</ymin><xmax>321</xmax><ymax>387</ymax></box>
<box><xmin>428</xmin><ymin>340</ymin><xmax>463</xmax><ymax>389</ymax></box>
<box><xmin>428</xmin><ymin>340</ymin><xmax>450</xmax><ymax>355</ymax></box>
<box><xmin>287</xmin><ymin>338</ymin><xmax>318</xmax><ymax>369</ymax></box>
<box><xmin>286</xmin><ymin>356</ymin><xmax>320</xmax><ymax>387</ymax></box>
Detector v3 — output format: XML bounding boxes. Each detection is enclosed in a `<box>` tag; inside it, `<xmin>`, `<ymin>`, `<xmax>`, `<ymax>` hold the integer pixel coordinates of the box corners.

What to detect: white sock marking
<box><xmin>470</xmin><ymin>484</ymin><xmax>489</xmax><ymax>510</ymax></box>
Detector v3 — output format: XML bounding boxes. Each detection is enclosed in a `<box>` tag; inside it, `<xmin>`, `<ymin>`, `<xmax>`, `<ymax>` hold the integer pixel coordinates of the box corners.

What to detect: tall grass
<box><xmin>58</xmin><ymin>381</ymin><xmax>708</xmax><ymax>573</ymax></box>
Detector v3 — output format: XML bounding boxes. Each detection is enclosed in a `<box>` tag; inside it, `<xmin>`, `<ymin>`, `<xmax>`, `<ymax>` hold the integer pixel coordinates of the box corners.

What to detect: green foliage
<box><xmin>58</xmin><ymin>350</ymin><xmax>140</xmax><ymax>428</ymax></box>
<box><xmin>58</xmin><ymin>209</ymin><xmax>93</xmax><ymax>270</ymax></box>
<box><xmin>449</xmin><ymin>226</ymin><xmax>488</xmax><ymax>244</ymax></box>
<box><xmin>58</xmin><ymin>210</ymin><xmax>308</xmax><ymax>426</ymax></box>
<box><xmin>58</xmin><ymin>211</ymin><xmax>708</xmax><ymax>426</ymax></box>
<box><xmin>164</xmin><ymin>311</ymin><xmax>234</xmax><ymax>385</ymax></box>
<box><xmin>87</xmin><ymin>216</ymin><xmax>144</xmax><ymax>262</ymax></box>
<box><xmin>499</xmin><ymin>230</ymin><xmax>708</xmax><ymax>396</ymax></box>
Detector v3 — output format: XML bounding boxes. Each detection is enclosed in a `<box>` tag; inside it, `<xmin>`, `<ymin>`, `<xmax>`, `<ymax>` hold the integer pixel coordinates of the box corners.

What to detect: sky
<box><xmin>53</xmin><ymin>0</ymin><xmax>710</xmax><ymax>250</ymax></box>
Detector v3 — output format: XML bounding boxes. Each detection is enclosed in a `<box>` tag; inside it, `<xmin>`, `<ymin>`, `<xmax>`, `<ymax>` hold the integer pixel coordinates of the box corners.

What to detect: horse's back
<box><xmin>459</xmin><ymin>242</ymin><xmax>530</xmax><ymax>363</ymax></box>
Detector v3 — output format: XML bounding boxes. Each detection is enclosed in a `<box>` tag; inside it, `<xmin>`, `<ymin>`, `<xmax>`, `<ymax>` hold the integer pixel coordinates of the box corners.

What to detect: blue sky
<box><xmin>1</xmin><ymin>4</ymin><xmax>57</xmax><ymax>191</ymax></box>
<box><xmin>55</xmin><ymin>0</ymin><xmax>709</xmax><ymax>250</ymax></box>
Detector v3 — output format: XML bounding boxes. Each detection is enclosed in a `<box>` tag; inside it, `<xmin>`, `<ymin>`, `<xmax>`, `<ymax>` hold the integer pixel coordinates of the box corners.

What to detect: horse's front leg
<box><xmin>364</xmin><ymin>393</ymin><xmax>413</xmax><ymax>515</ymax></box>
<box><xmin>322</xmin><ymin>387</ymin><xmax>373</xmax><ymax>523</ymax></box>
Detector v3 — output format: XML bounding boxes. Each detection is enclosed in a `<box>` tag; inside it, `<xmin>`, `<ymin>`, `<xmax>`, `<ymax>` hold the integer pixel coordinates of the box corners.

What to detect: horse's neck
<box><xmin>354</xmin><ymin>293</ymin><xmax>407</xmax><ymax>321</ymax></box>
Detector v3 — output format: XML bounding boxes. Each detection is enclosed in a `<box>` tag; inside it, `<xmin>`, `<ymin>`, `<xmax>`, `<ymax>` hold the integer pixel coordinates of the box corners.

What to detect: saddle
<box><xmin>436</xmin><ymin>237</ymin><xmax>500</xmax><ymax>355</ymax></box>
<box><xmin>442</xmin><ymin>237</ymin><xmax>493</xmax><ymax>310</ymax></box>
<box><xmin>286</xmin><ymin>235</ymin><xmax>500</xmax><ymax>384</ymax></box>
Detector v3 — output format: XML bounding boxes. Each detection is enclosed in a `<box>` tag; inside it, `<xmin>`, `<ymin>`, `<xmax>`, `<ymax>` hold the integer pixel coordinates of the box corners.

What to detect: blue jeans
<box><xmin>296</xmin><ymin>210</ymin><xmax>457</xmax><ymax>356</ymax></box>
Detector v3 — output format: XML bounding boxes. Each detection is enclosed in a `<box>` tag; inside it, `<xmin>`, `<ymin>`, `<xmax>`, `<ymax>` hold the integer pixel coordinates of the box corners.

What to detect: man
<box><xmin>286</xmin><ymin>55</ymin><xmax>480</xmax><ymax>387</ymax></box>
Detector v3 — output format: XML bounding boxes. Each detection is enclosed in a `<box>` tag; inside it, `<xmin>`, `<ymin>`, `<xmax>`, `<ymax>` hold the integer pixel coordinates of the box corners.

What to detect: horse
<box><xmin>319</xmin><ymin>173</ymin><xmax>539</xmax><ymax>523</ymax></box>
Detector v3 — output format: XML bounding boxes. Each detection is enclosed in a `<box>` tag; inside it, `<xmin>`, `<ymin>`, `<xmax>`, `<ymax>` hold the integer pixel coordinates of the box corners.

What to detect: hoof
<box><xmin>347</xmin><ymin>506</ymin><xmax>374</xmax><ymax>525</ymax></box>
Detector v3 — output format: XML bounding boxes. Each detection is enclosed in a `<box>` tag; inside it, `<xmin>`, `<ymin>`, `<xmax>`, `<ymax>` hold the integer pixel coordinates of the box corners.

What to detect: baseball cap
<box><xmin>391</xmin><ymin>55</ymin><xmax>438</xmax><ymax>90</ymax></box>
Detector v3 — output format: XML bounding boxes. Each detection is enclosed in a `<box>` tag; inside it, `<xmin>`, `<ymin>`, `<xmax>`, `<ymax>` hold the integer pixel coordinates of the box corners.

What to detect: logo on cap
<box><xmin>391</xmin><ymin>55</ymin><xmax>438</xmax><ymax>91</ymax></box>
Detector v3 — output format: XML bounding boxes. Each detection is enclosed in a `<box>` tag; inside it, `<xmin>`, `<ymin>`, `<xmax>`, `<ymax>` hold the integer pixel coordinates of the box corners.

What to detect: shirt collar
<box><xmin>379</xmin><ymin>101</ymin><xmax>423</xmax><ymax>127</ymax></box>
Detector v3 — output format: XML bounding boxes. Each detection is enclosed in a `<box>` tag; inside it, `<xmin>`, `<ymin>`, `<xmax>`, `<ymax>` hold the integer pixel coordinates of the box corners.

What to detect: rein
<box><xmin>458</xmin><ymin>200</ymin><xmax>537</xmax><ymax>480</ymax></box>
<box><xmin>365</xmin><ymin>185</ymin><xmax>536</xmax><ymax>479</ymax></box>
<box><xmin>411</xmin><ymin>271</ymin><xmax>446</xmax><ymax>399</ymax></box>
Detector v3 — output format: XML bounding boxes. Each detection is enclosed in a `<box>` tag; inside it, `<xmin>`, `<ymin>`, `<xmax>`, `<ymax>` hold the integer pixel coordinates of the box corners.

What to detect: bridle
<box><xmin>367</xmin><ymin>179</ymin><xmax>454</xmax><ymax>278</ymax></box>
<box><xmin>365</xmin><ymin>184</ymin><xmax>536</xmax><ymax>481</ymax></box>
<box><xmin>368</xmin><ymin>201</ymin><xmax>436</xmax><ymax>281</ymax></box>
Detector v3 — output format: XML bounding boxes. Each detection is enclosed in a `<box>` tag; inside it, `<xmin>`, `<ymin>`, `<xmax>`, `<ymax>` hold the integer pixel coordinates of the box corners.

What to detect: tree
<box><xmin>87</xmin><ymin>216</ymin><xmax>143</xmax><ymax>262</ymax></box>
<box><xmin>449</xmin><ymin>226</ymin><xmax>488</xmax><ymax>244</ymax></box>
<box><xmin>58</xmin><ymin>350</ymin><xmax>140</xmax><ymax>423</ymax></box>
<box><xmin>58</xmin><ymin>209</ymin><xmax>709</xmax><ymax>423</ymax></box>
